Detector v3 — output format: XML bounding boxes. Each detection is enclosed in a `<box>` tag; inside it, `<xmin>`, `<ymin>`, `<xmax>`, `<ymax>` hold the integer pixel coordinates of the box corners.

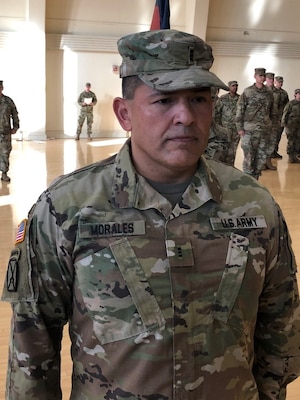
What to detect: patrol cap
<box><xmin>254</xmin><ymin>68</ymin><xmax>266</xmax><ymax>75</ymax></box>
<box><xmin>118</xmin><ymin>29</ymin><xmax>228</xmax><ymax>92</ymax></box>
<box><xmin>266</xmin><ymin>72</ymin><xmax>275</xmax><ymax>79</ymax></box>
<box><xmin>294</xmin><ymin>89</ymin><xmax>300</xmax><ymax>95</ymax></box>
<box><xmin>0</xmin><ymin>80</ymin><xmax>3</xmax><ymax>87</ymax></box>
<box><xmin>85</xmin><ymin>82</ymin><xmax>91</xmax><ymax>87</ymax></box>
<box><xmin>275</xmin><ymin>76</ymin><xmax>284</xmax><ymax>82</ymax></box>
<box><xmin>228</xmin><ymin>80</ymin><xmax>238</xmax><ymax>86</ymax></box>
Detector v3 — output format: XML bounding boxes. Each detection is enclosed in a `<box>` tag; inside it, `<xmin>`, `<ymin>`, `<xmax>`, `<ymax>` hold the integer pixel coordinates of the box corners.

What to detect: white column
<box><xmin>185</xmin><ymin>0</ymin><xmax>210</xmax><ymax>40</ymax></box>
<box><xmin>23</xmin><ymin>0</ymin><xmax>46</xmax><ymax>139</ymax></box>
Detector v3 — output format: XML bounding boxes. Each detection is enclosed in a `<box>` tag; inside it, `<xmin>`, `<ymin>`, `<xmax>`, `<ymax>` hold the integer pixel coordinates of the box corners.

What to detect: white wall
<box><xmin>1</xmin><ymin>0</ymin><xmax>300</xmax><ymax>139</ymax></box>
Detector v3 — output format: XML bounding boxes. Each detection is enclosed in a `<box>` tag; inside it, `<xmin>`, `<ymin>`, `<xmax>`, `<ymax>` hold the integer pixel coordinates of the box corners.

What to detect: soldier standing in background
<box><xmin>75</xmin><ymin>82</ymin><xmax>97</xmax><ymax>141</ymax></box>
<box><xmin>281</xmin><ymin>88</ymin><xmax>300</xmax><ymax>163</ymax></box>
<box><xmin>263</xmin><ymin>72</ymin><xmax>277</xmax><ymax>170</ymax></box>
<box><xmin>272</xmin><ymin>76</ymin><xmax>289</xmax><ymax>158</ymax></box>
<box><xmin>213</xmin><ymin>80</ymin><xmax>240</xmax><ymax>166</ymax></box>
<box><xmin>236</xmin><ymin>68</ymin><xmax>275</xmax><ymax>179</ymax></box>
<box><xmin>0</xmin><ymin>80</ymin><xmax>19</xmax><ymax>182</ymax></box>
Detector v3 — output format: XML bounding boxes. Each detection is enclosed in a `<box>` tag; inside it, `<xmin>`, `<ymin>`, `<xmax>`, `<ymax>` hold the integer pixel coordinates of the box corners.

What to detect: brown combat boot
<box><xmin>265</xmin><ymin>158</ymin><xmax>277</xmax><ymax>170</ymax></box>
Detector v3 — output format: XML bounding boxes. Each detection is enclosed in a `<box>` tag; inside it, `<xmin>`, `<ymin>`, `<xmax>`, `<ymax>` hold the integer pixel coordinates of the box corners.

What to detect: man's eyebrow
<box><xmin>149</xmin><ymin>88</ymin><xmax>211</xmax><ymax>97</ymax></box>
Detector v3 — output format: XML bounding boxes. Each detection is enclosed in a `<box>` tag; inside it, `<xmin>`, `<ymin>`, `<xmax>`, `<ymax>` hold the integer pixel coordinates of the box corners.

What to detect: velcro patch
<box><xmin>15</xmin><ymin>219</ymin><xmax>27</xmax><ymax>244</ymax></box>
<box><xmin>6</xmin><ymin>248</ymin><xmax>21</xmax><ymax>292</ymax></box>
<box><xmin>210</xmin><ymin>215</ymin><xmax>267</xmax><ymax>230</ymax></box>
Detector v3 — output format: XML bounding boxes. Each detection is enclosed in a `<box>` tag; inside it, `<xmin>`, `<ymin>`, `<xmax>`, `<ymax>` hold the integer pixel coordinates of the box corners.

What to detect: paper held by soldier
<box><xmin>84</xmin><ymin>97</ymin><xmax>92</xmax><ymax>104</ymax></box>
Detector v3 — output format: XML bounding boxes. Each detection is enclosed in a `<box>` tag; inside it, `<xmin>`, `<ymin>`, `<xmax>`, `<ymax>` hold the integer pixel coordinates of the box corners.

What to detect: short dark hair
<box><xmin>122</xmin><ymin>76</ymin><xmax>144</xmax><ymax>99</ymax></box>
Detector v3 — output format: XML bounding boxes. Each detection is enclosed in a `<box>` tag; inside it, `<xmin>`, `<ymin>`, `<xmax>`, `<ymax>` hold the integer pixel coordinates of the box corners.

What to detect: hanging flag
<box><xmin>150</xmin><ymin>0</ymin><xmax>170</xmax><ymax>30</ymax></box>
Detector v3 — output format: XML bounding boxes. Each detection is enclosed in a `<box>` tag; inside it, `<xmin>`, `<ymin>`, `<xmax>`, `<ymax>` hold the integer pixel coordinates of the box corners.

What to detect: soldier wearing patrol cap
<box><xmin>2</xmin><ymin>30</ymin><xmax>300</xmax><ymax>400</ymax></box>
<box><xmin>281</xmin><ymin>88</ymin><xmax>300</xmax><ymax>163</ymax></box>
<box><xmin>212</xmin><ymin>79</ymin><xmax>240</xmax><ymax>166</ymax></box>
<box><xmin>273</xmin><ymin>75</ymin><xmax>289</xmax><ymax>158</ymax></box>
<box><xmin>75</xmin><ymin>82</ymin><xmax>97</xmax><ymax>141</ymax></box>
<box><xmin>0</xmin><ymin>80</ymin><xmax>19</xmax><ymax>182</ymax></box>
<box><xmin>236</xmin><ymin>67</ymin><xmax>276</xmax><ymax>178</ymax></box>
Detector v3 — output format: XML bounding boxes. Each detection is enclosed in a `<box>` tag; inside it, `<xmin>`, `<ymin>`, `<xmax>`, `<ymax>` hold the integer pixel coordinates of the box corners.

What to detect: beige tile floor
<box><xmin>0</xmin><ymin>135</ymin><xmax>299</xmax><ymax>399</ymax></box>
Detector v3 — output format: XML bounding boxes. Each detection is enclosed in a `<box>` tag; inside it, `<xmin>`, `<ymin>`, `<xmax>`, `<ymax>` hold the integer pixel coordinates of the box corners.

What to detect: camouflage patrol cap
<box><xmin>254</xmin><ymin>68</ymin><xmax>266</xmax><ymax>75</ymax></box>
<box><xmin>266</xmin><ymin>72</ymin><xmax>275</xmax><ymax>79</ymax></box>
<box><xmin>228</xmin><ymin>80</ymin><xmax>238</xmax><ymax>86</ymax></box>
<box><xmin>294</xmin><ymin>89</ymin><xmax>300</xmax><ymax>95</ymax></box>
<box><xmin>0</xmin><ymin>80</ymin><xmax>3</xmax><ymax>87</ymax></box>
<box><xmin>275</xmin><ymin>76</ymin><xmax>284</xmax><ymax>82</ymax></box>
<box><xmin>118</xmin><ymin>29</ymin><xmax>228</xmax><ymax>92</ymax></box>
<box><xmin>85</xmin><ymin>82</ymin><xmax>91</xmax><ymax>87</ymax></box>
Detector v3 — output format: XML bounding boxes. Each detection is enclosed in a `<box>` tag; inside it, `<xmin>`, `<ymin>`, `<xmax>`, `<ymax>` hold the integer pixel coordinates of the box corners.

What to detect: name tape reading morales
<box><xmin>79</xmin><ymin>221</ymin><xmax>146</xmax><ymax>238</ymax></box>
<box><xmin>210</xmin><ymin>215</ymin><xmax>267</xmax><ymax>230</ymax></box>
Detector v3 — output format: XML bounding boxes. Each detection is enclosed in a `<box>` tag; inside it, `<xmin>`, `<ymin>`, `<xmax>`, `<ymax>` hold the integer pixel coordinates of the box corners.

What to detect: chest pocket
<box><xmin>74</xmin><ymin>237</ymin><xmax>166</xmax><ymax>344</ymax></box>
<box><xmin>212</xmin><ymin>233</ymin><xmax>249</xmax><ymax>323</ymax></box>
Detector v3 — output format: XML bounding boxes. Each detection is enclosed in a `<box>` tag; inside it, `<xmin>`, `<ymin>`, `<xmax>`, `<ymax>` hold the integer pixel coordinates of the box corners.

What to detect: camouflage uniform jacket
<box><xmin>2</xmin><ymin>139</ymin><xmax>300</xmax><ymax>400</ymax></box>
<box><xmin>273</xmin><ymin>87</ymin><xmax>289</xmax><ymax>122</ymax></box>
<box><xmin>0</xmin><ymin>94</ymin><xmax>19</xmax><ymax>133</ymax></box>
<box><xmin>77</xmin><ymin>90</ymin><xmax>97</xmax><ymax>114</ymax></box>
<box><xmin>235</xmin><ymin>83</ymin><xmax>275</xmax><ymax>132</ymax></box>
<box><xmin>213</xmin><ymin>92</ymin><xmax>240</xmax><ymax>132</ymax></box>
<box><xmin>281</xmin><ymin>99</ymin><xmax>300</xmax><ymax>129</ymax></box>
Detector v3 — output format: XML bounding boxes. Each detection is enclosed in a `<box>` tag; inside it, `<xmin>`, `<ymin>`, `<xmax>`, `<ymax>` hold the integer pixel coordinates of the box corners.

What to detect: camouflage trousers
<box><xmin>222</xmin><ymin>129</ymin><xmax>240</xmax><ymax>166</ymax></box>
<box><xmin>241</xmin><ymin>130</ymin><xmax>267</xmax><ymax>178</ymax></box>
<box><xmin>0</xmin><ymin>132</ymin><xmax>12</xmax><ymax>173</ymax></box>
<box><xmin>286</xmin><ymin>128</ymin><xmax>300</xmax><ymax>156</ymax></box>
<box><xmin>265</xmin><ymin>127</ymin><xmax>277</xmax><ymax>157</ymax></box>
<box><xmin>77</xmin><ymin>111</ymin><xmax>93</xmax><ymax>136</ymax></box>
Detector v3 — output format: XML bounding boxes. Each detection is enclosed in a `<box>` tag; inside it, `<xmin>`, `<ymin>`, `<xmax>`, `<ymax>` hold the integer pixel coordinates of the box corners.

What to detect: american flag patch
<box><xmin>15</xmin><ymin>219</ymin><xmax>27</xmax><ymax>244</ymax></box>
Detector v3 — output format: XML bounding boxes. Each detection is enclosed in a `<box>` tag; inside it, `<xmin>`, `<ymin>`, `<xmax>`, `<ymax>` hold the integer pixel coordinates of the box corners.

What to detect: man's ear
<box><xmin>113</xmin><ymin>97</ymin><xmax>132</xmax><ymax>132</ymax></box>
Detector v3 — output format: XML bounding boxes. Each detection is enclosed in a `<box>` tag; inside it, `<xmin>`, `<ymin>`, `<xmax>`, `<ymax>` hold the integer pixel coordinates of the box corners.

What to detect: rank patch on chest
<box><xmin>79</xmin><ymin>220</ymin><xmax>146</xmax><ymax>238</ymax></box>
<box><xmin>210</xmin><ymin>215</ymin><xmax>267</xmax><ymax>230</ymax></box>
<box><xmin>15</xmin><ymin>219</ymin><xmax>27</xmax><ymax>244</ymax></box>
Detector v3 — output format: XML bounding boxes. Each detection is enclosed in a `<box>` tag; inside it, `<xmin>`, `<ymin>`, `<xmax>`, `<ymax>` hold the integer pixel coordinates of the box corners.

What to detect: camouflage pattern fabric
<box><xmin>273</xmin><ymin>87</ymin><xmax>289</xmax><ymax>151</ymax></box>
<box><xmin>76</xmin><ymin>90</ymin><xmax>97</xmax><ymax>136</ymax></box>
<box><xmin>2</xmin><ymin>139</ymin><xmax>300</xmax><ymax>399</ymax></box>
<box><xmin>205</xmin><ymin>120</ymin><xmax>230</xmax><ymax>163</ymax></box>
<box><xmin>281</xmin><ymin>99</ymin><xmax>300</xmax><ymax>156</ymax></box>
<box><xmin>118</xmin><ymin>30</ymin><xmax>229</xmax><ymax>91</ymax></box>
<box><xmin>236</xmin><ymin>83</ymin><xmax>275</xmax><ymax>178</ymax></box>
<box><xmin>213</xmin><ymin>92</ymin><xmax>240</xmax><ymax>166</ymax></box>
<box><xmin>265</xmin><ymin>86</ymin><xmax>279</xmax><ymax>157</ymax></box>
<box><xmin>0</xmin><ymin>94</ymin><xmax>19</xmax><ymax>172</ymax></box>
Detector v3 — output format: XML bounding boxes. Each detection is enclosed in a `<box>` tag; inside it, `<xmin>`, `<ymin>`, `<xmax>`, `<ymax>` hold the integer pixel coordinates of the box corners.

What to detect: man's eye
<box><xmin>193</xmin><ymin>96</ymin><xmax>207</xmax><ymax>103</ymax></box>
<box><xmin>156</xmin><ymin>98</ymin><xmax>171</xmax><ymax>105</ymax></box>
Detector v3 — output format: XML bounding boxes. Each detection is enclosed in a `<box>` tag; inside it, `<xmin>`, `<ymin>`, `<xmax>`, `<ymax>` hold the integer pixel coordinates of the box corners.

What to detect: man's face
<box><xmin>229</xmin><ymin>84</ymin><xmax>238</xmax><ymax>95</ymax></box>
<box><xmin>295</xmin><ymin>93</ymin><xmax>300</xmax><ymax>101</ymax></box>
<box><xmin>114</xmin><ymin>84</ymin><xmax>213</xmax><ymax>182</ymax></box>
<box><xmin>255</xmin><ymin>73</ymin><xmax>266</xmax><ymax>84</ymax></box>
<box><xmin>265</xmin><ymin>77</ymin><xmax>274</xmax><ymax>87</ymax></box>
<box><xmin>275</xmin><ymin>80</ymin><xmax>283</xmax><ymax>89</ymax></box>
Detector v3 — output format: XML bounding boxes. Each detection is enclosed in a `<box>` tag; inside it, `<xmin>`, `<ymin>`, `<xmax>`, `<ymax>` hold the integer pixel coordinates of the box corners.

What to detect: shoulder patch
<box><xmin>15</xmin><ymin>219</ymin><xmax>27</xmax><ymax>244</ymax></box>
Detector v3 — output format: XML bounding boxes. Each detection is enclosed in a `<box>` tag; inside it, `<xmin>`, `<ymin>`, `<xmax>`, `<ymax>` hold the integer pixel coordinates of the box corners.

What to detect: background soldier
<box><xmin>236</xmin><ymin>68</ymin><xmax>275</xmax><ymax>179</ymax></box>
<box><xmin>75</xmin><ymin>82</ymin><xmax>97</xmax><ymax>141</ymax></box>
<box><xmin>281</xmin><ymin>88</ymin><xmax>300</xmax><ymax>163</ymax></box>
<box><xmin>213</xmin><ymin>80</ymin><xmax>240</xmax><ymax>166</ymax></box>
<box><xmin>273</xmin><ymin>75</ymin><xmax>289</xmax><ymax>158</ymax></box>
<box><xmin>0</xmin><ymin>80</ymin><xmax>19</xmax><ymax>182</ymax></box>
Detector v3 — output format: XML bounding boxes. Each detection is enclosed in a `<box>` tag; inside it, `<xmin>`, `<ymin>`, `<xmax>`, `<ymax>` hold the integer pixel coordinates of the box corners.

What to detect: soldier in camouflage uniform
<box><xmin>281</xmin><ymin>88</ymin><xmax>300</xmax><ymax>163</ymax></box>
<box><xmin>0</xmin><ymin>80</ymin><xmax>19</xmax><ymax>182</ymax></box>
<box><xmin>2</xmin><ymin>30</ymin><xmax>300</xmax><ymax>400</ymax></box>
<box><xmin>75</xmin><ymin>82</ymin><xmax>97</xmax><ymax>141</ymax></box>
<box><xmin>236</xmin><ymin>68</ymin><xmax>276</xmax><ymax>179</ymax></box>
<box><xmin>263</xmin><ymin>72</ymin><xmax>277</xmax><ymax>170</ymax></box>
<box><xmin>213</xmin><ymin>80</ymin><xmax>240</xmax><ymax>166</ymax></box>
<box><xmin>272</xmin><ymin>76</ymin><xmax>289</xmax><ymax>158</ymax></box>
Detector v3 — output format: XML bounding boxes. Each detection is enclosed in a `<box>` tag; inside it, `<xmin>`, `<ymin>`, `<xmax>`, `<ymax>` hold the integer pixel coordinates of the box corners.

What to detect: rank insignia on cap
<box><xmin>15</xmin><ymin>219</ymin><xmax>27</xmax><ymax>244</ymax></box>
